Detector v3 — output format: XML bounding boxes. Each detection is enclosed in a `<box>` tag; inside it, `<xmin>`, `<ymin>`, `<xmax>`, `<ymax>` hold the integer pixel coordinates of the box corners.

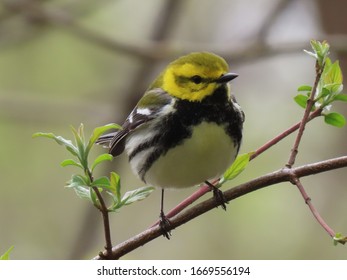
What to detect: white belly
<box><xmin>144</xmin><ymin>122</ymin><xmax>237</xmax><ymax>188</ymax></box>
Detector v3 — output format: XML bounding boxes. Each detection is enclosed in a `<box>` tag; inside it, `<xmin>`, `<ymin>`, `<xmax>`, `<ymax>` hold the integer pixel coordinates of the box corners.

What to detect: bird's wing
<box><xmin>97</xmin><ymin>88</ymin><xmax>173</xmax><ymax>156</ymax></box>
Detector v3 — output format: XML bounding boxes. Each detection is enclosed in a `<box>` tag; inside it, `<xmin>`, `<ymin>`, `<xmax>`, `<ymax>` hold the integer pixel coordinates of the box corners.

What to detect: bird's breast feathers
<box><xmin>129</xmin><ymin>121</ymin><xmax>237</xmax><ymax>188</ymax></box>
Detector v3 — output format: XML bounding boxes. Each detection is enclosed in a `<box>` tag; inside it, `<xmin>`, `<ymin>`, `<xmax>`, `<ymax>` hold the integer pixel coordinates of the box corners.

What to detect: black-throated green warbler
<box><xmin>97</xmin><ymin>52</ymin><xmax>244</xmax><ymax>238</ymax></box>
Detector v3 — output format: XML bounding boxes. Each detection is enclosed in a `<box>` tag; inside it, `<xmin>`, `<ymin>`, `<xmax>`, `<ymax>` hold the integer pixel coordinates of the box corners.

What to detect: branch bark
<box><xmin>93</xmin><ymin>155</ymin><xmax>347</xmax><ymax>259</ymax></box>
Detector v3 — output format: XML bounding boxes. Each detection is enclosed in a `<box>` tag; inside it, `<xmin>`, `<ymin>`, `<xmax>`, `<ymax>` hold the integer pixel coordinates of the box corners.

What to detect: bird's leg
<box><xmin>159</xmin><ymin>189</ymin><xmax>172</xmax><ymax>239</ymax></box>
<box><xmin>205</xmin><ymin>180</ymin><xmax>228</xmax><ymax>211</ymax></box>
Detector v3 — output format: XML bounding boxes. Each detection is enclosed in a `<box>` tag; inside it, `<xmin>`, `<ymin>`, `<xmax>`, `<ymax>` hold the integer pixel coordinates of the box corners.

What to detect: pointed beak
<box><xmin>216</xmin><ymin>73</ymin><xmax>238</xmax><ymax>83</ymax></box>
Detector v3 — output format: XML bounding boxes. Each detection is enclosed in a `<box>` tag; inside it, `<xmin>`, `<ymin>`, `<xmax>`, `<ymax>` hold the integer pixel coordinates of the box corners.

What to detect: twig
<box><xmin>251</xmin><ymin>108</ymin><xmax>322</xmax><ymax>160</ymax></box>
<box><xmin>91</xmin><ymin>187</ymin><xmax>113</xmax><ymax>259</ymax></box>
<box><xmin>85</xmin><ymin>169</ymin><xmax>113</xmax><ymax>259</ymax></box>
<box><xmin>286</xmin><ymin>61</ymin><xmax>324</xmax><ymax>167</ymax></box>
<box><xmin>289</xmin><ymin>176</ymin><xmax>335</xmax><ymax>237</ymax></box>
<box><xmin>282</xmin><ymin>58</ymin><xmax>336</xmax><ymax>242</ymax></box>
<box><xmin>93</xmin><ymin>156</ymin><xmax>347</xmax><ymax>259</ymax></box>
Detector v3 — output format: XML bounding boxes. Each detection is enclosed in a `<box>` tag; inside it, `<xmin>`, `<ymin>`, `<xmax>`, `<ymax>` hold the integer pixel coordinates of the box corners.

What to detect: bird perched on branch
<box><xmin>97</xmin><ymin>52</ymin><xmax>244</xmax><ymax>238</ymax></box>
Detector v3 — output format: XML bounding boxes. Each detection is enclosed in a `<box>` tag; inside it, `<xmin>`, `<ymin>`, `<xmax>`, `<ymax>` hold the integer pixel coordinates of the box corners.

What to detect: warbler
<box><xmin>97</xmin><ymin>52</ymin><xmax>244</xmax><ymax>238</ymax></box>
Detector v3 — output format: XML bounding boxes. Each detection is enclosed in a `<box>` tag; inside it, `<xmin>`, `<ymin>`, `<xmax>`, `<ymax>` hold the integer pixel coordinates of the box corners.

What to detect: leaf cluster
<box><xmin>295</xmin><ymin>40</ymin><xmax>347</xmax><ymax>127</ymax></box>
<box><xmin>33</xmin><ymin>124</ymin><xmax>154</xmax><ymax>212</ymax></box>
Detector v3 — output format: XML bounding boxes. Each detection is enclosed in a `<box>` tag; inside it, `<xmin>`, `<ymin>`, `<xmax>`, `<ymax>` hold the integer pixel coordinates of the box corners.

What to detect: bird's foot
<box><xmin>159</xmin><ymin>210</ymin><xmax>172</xmax><ymax>239</ymax></box>
<box><xmin>205</xmin><ymin>181</ymin><xmax>228</xmax><ymax>211</ymax></box>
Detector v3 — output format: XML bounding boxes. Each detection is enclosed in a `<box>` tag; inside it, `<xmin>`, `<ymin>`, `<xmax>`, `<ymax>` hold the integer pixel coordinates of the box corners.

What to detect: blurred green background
<box><xmin>0</xmin><ymin>0</ymin><xmax>346</xmax><ymax>259</ymax></box>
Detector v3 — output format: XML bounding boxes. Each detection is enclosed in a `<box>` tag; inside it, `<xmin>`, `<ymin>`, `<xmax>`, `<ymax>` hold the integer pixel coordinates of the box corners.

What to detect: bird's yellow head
<box><xmin>157</xmin><ymin>52</ymin><xmax>237</xmax><ymax>102</ymax></box>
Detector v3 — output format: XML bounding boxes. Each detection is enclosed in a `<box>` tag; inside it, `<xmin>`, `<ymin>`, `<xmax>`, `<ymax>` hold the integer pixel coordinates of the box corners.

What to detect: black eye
<box><xmin>191</xmin><ymin>75</ymin><xmax>202</xmax><ymax>84</ymax></box>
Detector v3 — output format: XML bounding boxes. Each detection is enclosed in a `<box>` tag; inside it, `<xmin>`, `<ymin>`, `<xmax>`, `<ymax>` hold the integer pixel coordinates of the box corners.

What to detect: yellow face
<box><xmin>161</xmin><ymin>52</ymin><xmax>230</xmax><ymax>102</ymax></box>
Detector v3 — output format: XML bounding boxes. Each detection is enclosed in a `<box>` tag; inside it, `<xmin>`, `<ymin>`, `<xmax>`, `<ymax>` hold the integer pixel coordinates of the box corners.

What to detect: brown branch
<box><xmin>93</xmin><ymin>156</ymin><xmax>347</xmax><ymax>259</ymax></box>
<box><xmin>282</xmin><ymin>56</ymin><xmax>339</xmax><ymax>243</ymax></box>
<box><xmin>287</xmin><ymin>61</ymin><xmax>324</xmax><ymax>168</ymax></box>
<box><xmin>91</xmin><ymin>187</ymin><xmax>113</xmax><ymax>259</ymax></box>
<box><xmin>85</xmin><ymin>169</ymin><xmax>113</xmax><ymax>259</ymax></box>
<box><xmin>290</xmin><ymin>177</ymin><xmax>336</xmax><ymax>237</ymax></box>
<box><xmin>250</xmin><ymin>108</ymin><xmax>322</xmax><ymax>160</ymax></box>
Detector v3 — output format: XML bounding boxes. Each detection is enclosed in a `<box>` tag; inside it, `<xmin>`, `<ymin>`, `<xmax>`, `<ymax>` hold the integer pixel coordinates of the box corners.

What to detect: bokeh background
<box><xmin>1</xmin><ymin>0</ymin><xmax>347</xmax><ymax>260</ymax></box>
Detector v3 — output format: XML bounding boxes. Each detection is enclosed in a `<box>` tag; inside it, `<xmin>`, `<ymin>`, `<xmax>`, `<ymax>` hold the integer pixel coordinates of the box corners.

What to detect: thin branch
<box><xmin>85</xmin><ymin>169</ymin><xmax>113</xmax><ymax>259</ymax></box>
<box><xmin>93</xmin><ymin>156</ymin><xmax>347</xmax><ymax>259</ymax></box>
<box><xmin>282</xmin><ymin>56</ymin><xmax>337</xmax><ymax>242</ymax></box>
<box><xmin>251</xmin><ymin>108</ymin><xmax>322</xmax><ymax>160</ymax></box>
<box><xmin>286</xmin><ymin>61</ymin><xmax>324</xmax><ymax>167</ymax></box>
<box><xmin>290</xmin><ymin>177</ymin><xmax>335</xmax><ymax>237</ymax></box>
<box><xmin>91</xmin><ymin>187</ymin><xmax>113</xmax><ymax>259</ymax></box>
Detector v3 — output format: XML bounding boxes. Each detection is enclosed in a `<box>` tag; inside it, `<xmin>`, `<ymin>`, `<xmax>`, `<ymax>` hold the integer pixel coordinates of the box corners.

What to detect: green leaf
<box><xmin>66</xmin><ymin>174</ymin><xmax>90</xmax><ymax>189</ymax></box>
<box><xmin>324</xmin><ymin>112</ymin><xmax>346</xmax><ymax>127</ymax></box>
<box><xmin>326</xmin><ymin>84</ymin><xmax>343</xmax><ymax>96</ymax></box>
<box><xmin>221</xmin><ymin>152</ymin><xmax>253</xmax><ymax>183</ymax></box>
<box><xmin>324</xmin><ymin>59</ymin><xmax>342</xmax><ymax>85</ymax></box>
<box><xmin>323</xmin><ymin>56</ymin><xmax>332</xmax><ymax>69</ymax></box>
<box><xmin>91</xmin><ymin>153</ymin><xmax>113</xmax><ymax>171</ymax></box>
<box><xmin>315</xmin><ymin>87</ymin><xmax>331</xmax><ymax>105</ymax></box>
<box><xmin>91</xmin><ymin>176</ymin><xmax>111</xmax><ymax>189</ymax></box>
<box><xmin>109</xmin><ymin>172</ymin><xmax>121</xmax><ymax>200</ymax></box>
<box><xmin>107</xmin><ymin>172</ymin><xmax>122</xmax><ymax>210</ymax></box>
<box><xmin>66</xmin><ymin>175</ymin><xmax>97</xmax><ymax>202</ymax></box>
<box><xmin>73</xmin><ymin>185</ymin><xmax>91</xmax><ymax>201</ymax></box>
<box><xmin>294</xmin><ymin>94</ymin><xmax>309</xmax><ymax>109</ymax></box>
<box><xmin>333</xmin><ymin>232</ymin><xmax>347</xmax><ymax>245</ymax></box>
<box><xmin>310</xmin><ymin>39</ymin><xmax>321</xmax><ymax>52</ymax></box>
<box><xmin>70</xmin><ymin>125</ymin><xmax>87</xmax><ymax>167</ymax></box>
<box><xmin>321</xmin><ymin>59</ymin><xmax>343</xmax><ymax>100</ymax></box>
<box><xmin>87</xmin><ymin>123</ymin><xmax>122</xmax><ymax>153</ymax></box>
<box><xmin>320</xmin><ymin>87</ymin><xmax>331</xmax><ymax>98</ymax></box>
<box><xmin>60</xmin><ymin>159</ymin><xmax>83</xmax><ymax>169</ymax></box>
<box><xmin>308</xmin><ymin>40</ymin><xmax>330</xmax><ymax>66</ymax></box>
<box><xmin>120</xmin><ymin>186</ymin><xmax>155</xmax><ymax>206</ymax></box>
<box><xmin>334</xmin><ymin>93</ymin><xmax>347</xmax><ymax>102</ymax></box>
<box><xmin>32</xmin><ymin>132</ymin><xmax>78</xmax><ymax>156</ymax></box>
<box><xmin>0</xmin><ymin>246</ymin><xmax>14</xmax><ymax>260</ymax></box>
<box><xmin>297</xmin><ymin>85</ymin><xmax>312</xmax><ymax>92</ymax></box>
